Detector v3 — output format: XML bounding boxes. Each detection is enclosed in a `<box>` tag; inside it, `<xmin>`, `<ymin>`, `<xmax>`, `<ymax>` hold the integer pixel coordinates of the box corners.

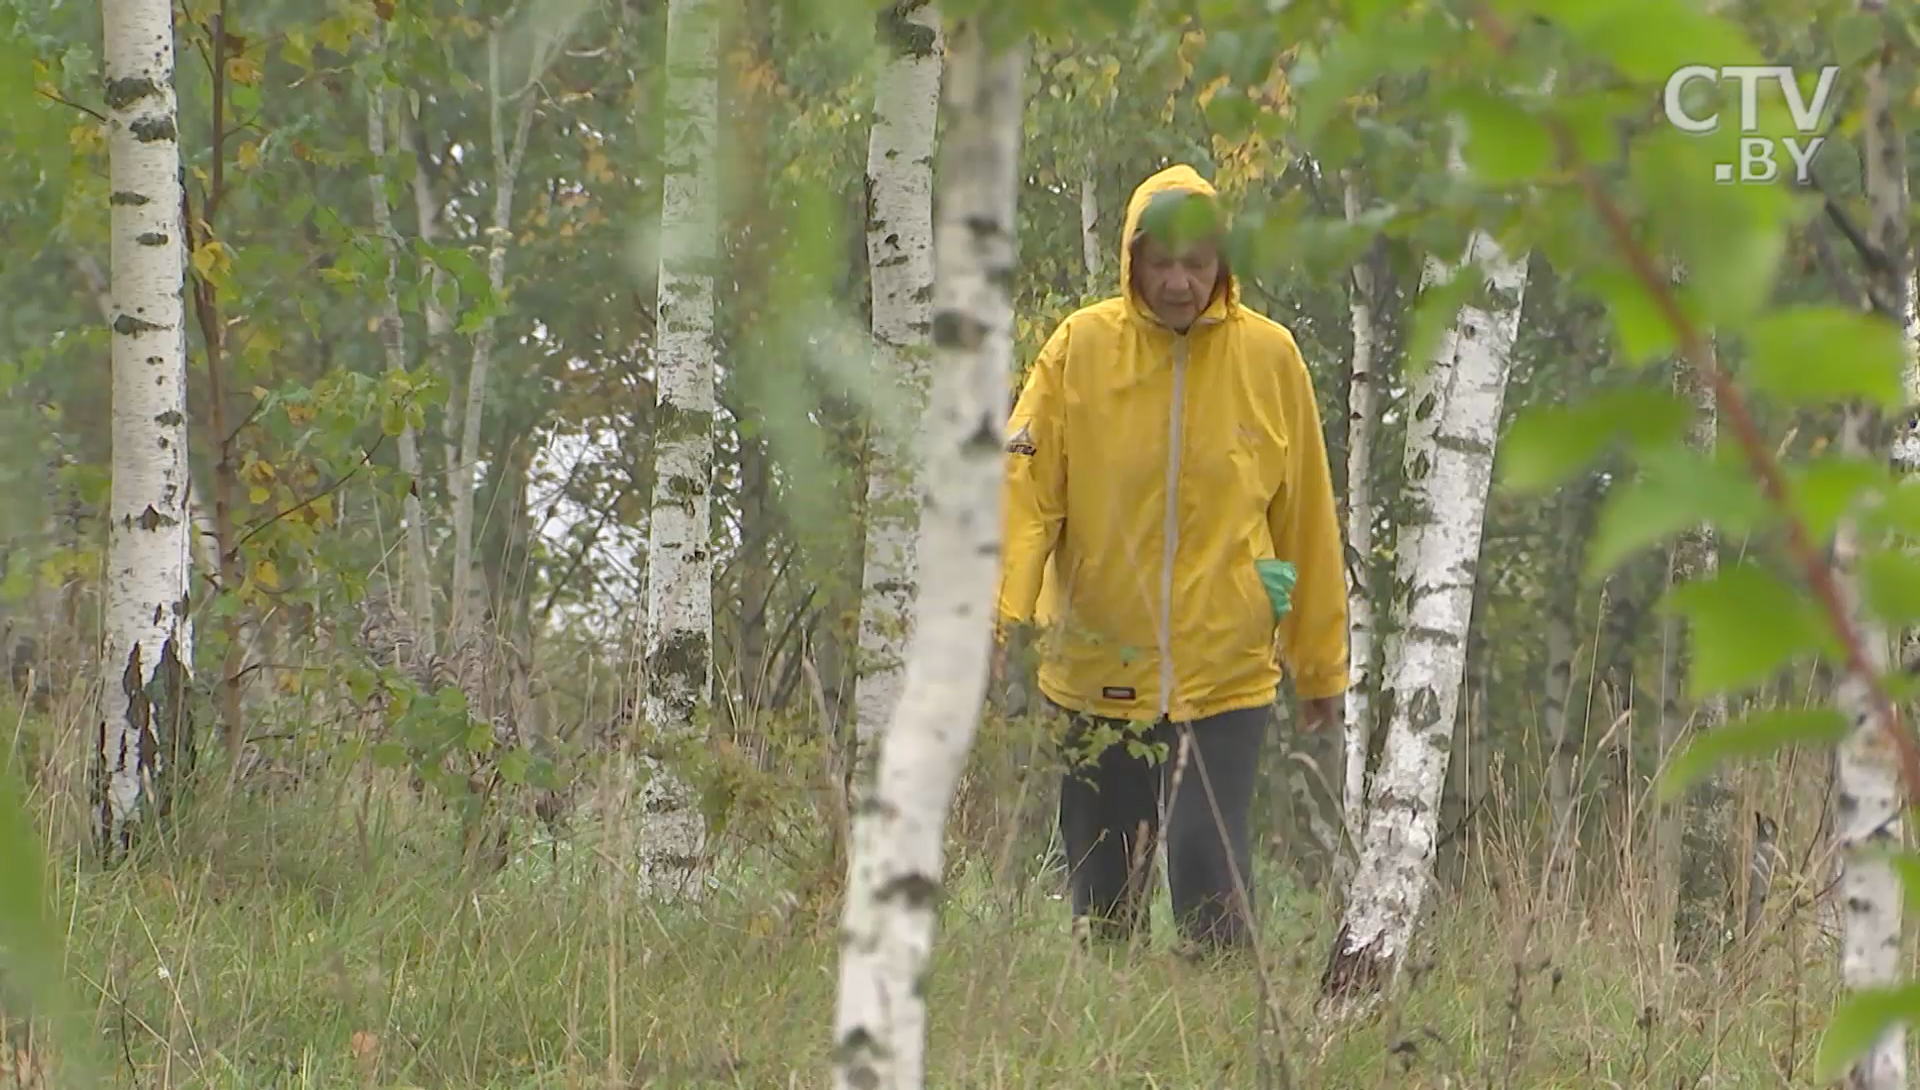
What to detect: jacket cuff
<box><xmin>1292</xmin><ymin>669</ymin><xmax>1351</xmax><ymax>701</ymax></box>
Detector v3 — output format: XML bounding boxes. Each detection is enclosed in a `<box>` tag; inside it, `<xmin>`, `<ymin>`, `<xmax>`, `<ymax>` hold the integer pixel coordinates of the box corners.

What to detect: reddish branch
<box><xmin>1477</xmin><ymin>8</ymin><xmax>1920</xmax><ymax>802</ymax></box>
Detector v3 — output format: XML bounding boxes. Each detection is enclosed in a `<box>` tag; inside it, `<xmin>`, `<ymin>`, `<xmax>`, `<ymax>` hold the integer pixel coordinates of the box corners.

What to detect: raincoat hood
<box><xmin>1118</xmin><ymin>164</ymin><xmax>1240</xmax><ymax>328</ymax></box>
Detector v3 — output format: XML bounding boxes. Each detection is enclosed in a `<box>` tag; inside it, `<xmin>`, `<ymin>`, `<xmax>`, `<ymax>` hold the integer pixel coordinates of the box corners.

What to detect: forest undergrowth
<box><xmin>0</xmin><ymin>690</ymin><xmax>1864</xmax><ymax>1088</ymax></box>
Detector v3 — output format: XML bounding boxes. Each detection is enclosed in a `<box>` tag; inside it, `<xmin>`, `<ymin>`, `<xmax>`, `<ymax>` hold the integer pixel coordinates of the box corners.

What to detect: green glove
<box><xmin>1256</xmin><ymin>559</ymin><xmax>1296</xmax><ymax>622</ymax></box>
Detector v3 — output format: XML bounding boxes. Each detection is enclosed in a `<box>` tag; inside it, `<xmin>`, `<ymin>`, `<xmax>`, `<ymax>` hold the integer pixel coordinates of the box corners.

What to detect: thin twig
<box><xmin>231</xmin><ymin>435</ymin><xmax>386</xmax><ymax>554</ymax></box>
<box><xmin>37</xmin><ymin>88</ymin><xmax>106</xmax><ymax>123</ymax></box>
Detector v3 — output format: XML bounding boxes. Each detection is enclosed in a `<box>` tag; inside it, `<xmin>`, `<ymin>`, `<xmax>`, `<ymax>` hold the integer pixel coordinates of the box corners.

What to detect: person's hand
<box><xmin>1299</xmin><ymin>695</ymin><xmax>1342</xmax><ymax>733</ymax></box>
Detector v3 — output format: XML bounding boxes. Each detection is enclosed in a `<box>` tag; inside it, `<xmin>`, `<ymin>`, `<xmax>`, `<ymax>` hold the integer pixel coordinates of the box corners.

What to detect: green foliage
<box><xmin>1497</xmin><ymin>387</ymin><xmax>1691</xmax><ymax>494</ymax></box>
<box><xmin>1661</xmin><ymin>707</ymin><xmax>1849</xmax><ymax>800</ymax></box>
<box><xmin>1584</xmin><ymin>445</ymin><xmax>1767</xmax><ymax>580</ymax></box>
<box><xmin>1817</xmin><ymin>984</ymin><xmax>1920</xmax><ymax>1082</ymax></box>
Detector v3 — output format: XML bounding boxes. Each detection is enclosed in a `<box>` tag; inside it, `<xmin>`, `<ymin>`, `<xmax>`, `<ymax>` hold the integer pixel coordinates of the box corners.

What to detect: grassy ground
<box><xmin>2</xmin><ymin>757</ymin><xmax>1850</xmax><ymax>1090</ymax></box>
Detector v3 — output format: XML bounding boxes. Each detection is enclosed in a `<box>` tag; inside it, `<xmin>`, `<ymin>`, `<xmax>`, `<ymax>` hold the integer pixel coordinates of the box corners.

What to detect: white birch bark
<box><xmin>1669</xmin><ymin>309</ymin><xmax>1731</xmax><ymax>958</ymax></box>
<box><xmin>852</xmin><ymin>0</ymin><xmax>943</xmax><ymax>797</ymax></box>
<box><xmin>1828</xmin><ymin>27</ymin><xmax>1911</xmax><ymax>1086</ymax></box>
<box><xmin>635</xmin><ymin>0</ymin><xmax>722</xmax><ymax>901</ymax></box>
<box><xmin>396</xmin><ymin>108</ymin><xmax>457</xmax><ymax>512</ymax></box>
<box><xmin>1079</xmin><ymin>155</ymin><xmax>1100</xmax><ymax>292</ymax></box>
<box><xmin>367</xmin><ymin>62</ymin><xmax>437</xmax><ymax>662</ymax></box>
<box><xmin>832</xmin><ymin>20</ymin><xmax>1026</xmax><ymax>1088</ymax></box>
<box><xmin>100</xmin><ymin>0</ymin><xmax>192</xmax><ymax>854</ymax></box>
<box><xmin>448</xmin><ymin>29</ymin><xmax>535</xmax><ymax>646</ymax></box>
<box><xmin>1321</xmin><ymin>145</ymin><xmax>1531</xmax><ymax>1013</ymax></box>
<box><xmin>1339</xmin><ymin>176</ymin><xmax>1380</xmax><ymax>853</ymax></box>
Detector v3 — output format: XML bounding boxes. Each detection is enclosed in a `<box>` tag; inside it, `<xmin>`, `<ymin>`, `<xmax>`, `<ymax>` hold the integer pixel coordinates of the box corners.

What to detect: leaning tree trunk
<box><xmin>635</xmin><ymin>0</ymin><xmax>723</xmax><ymax>901</ymax></box>
<box><xmin>367</xmin><ymin>54</ymin><xmax>437</xmax><ymax>663</ymax></box>
<box><xmin>1321</xmin><ymin>149</ymin><xmax>1532</xmax><ymax>1013</ymax></box>
<box><xmin>1828</xmin><ymin>23</ymin><xmax>1912</xmax><ymax>1087</ymax></box>
<box><xmin>832</xmin><ymin>19</ymin><xmax>1026</xmax><ymax>1089</ymax></box>
<box><xmin>852</xmin><ymin>0</ymin><xmax>943</xmax><ymax>800</ymax></box>
<box><xmin>448</xmin><ymin>29</ymin><xmax>535</xmax><ymax>647</ymax></box>
<box><xmin>1339</xmin><ymin>174</ymin><xmax>1382</xmax><ymax>854</ymax></box>
<box><xmin>100</xmin><ymin>0</ymin><xmax>193</xmax><ymax>856</ymax></box>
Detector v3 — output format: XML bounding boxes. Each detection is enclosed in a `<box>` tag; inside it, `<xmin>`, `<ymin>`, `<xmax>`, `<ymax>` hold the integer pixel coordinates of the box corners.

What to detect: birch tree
<box><xmin>1667</xmin><ymin>310</ymin><xmax>1731</xmax><ymax>959</ymax></box>
<box><xmin>100</xmin><ymin>0</ymin><xmax>192</xmax><ymax>854</ymax></box>
<box><xmin>1339</xmin><ymin>174</ymin><xmax>1381</xmax><ymax>845</ymax></box>
<box><xmin>636</xmin><ymin>0</ymin><xmax>722</xmax><ymax>899</ymax></box>
<box><xmin>832</xmin><ymin>17</ymin><xmax>1026</xmax><ymax>1088</ymax></box>
<box><xmin>1321</xmin><ymin>142</ymin><xmax>1532</xmax><ymax>1013</ymax></box>
<box><xmin>852</xmin><ymin>0</ymin><xmax>943</xmax><ymax>792</ymax></box>
<box><xmin>367</xmin><ymin>42</ymin><xmax>437</xmax><ymax>659</ymax></box>
<box><xmin>1826</xmin><ymin>18</ymin><xmax>1912</xmax><ymax>1083</ymax></box>
<box><xmin>448</xmin><ymin>27</ymin><xmax>537</xmax><ymax>647</ymax></box>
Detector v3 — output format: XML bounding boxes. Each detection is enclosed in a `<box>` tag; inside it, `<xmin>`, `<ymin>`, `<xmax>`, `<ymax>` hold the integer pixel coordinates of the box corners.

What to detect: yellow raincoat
<box><xmin>997</xmin><ymin>164</ymin><xmax>1349</xmax><ymax>723</ymax></box>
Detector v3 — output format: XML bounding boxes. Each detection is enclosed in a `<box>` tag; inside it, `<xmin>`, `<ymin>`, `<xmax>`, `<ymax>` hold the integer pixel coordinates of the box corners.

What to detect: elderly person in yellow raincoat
<box><xmin>994</xmin><ymin>163</ymin><xmax>1350</xmax><ymax>958</ymax></box>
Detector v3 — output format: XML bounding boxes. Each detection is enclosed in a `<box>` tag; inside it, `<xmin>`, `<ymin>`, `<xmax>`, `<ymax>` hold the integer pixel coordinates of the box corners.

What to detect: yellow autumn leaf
<box><xmin>254</xmin><ymin>560</ymin><xmax>279</xmax><ymax>590</ymax></box>
<box><xmin>191</xmin><ymin>246</ymin><xmax>215</xmax><ymax>279</ymax></box>
<box><xmin>226</xmin><ymin>55</ymin><xmax>261</xmax><ymax>86</ymax></box>
<box><xmin>248</xmin><ymin>486</ymin><xmax>270</xmax><ymax>504</ymax></box>
<box><xmin>236</xmin><ymin>141</ymin><xmax>260</xmax><ymax>169</ymax></box>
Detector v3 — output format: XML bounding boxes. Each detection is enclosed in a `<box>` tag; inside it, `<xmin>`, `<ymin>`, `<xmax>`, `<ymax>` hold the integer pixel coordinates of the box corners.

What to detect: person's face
<box><xmin>1133</xmin><ymin>234</ymin><xmax>1221</xmax><ymax>332</ymax></box>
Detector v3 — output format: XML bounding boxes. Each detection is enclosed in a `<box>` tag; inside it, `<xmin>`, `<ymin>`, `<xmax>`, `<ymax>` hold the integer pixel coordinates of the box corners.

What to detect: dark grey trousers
<box><xmin>1054</xmin><ymin>700</ymin><xmax>1267</xmax><ymax>952</ymax></box>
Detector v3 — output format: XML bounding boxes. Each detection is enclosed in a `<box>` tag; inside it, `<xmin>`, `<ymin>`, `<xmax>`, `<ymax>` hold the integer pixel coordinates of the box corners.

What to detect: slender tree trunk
<box><xmin>737</xmin><ymin>433</ymin><xmax>776</xmax><ymax>711</ymax></box>
<box><xmin>634</xmin><ymin>0</ymin><xmax>723</xmax><ymax>900</ymax></box>
<box><xmin>832</xmin><ymin>20</ymin><xmax>1025</xmax><ymax>1089</ymax></box>
<box><xmin>397</xmin><ymin>108</ymin><xmax>455</xmax><ymax>519</ymax></box>
<box><xmin>1079</xmin><ymin>154</ymin><xmax>1100</xmax><ymax>293</ymax></box>
<box><xmin>1339</xmin><ymin>175</ymin><xmax>1381</xmax><ymax>861</ymax></box>
<box><xmin>1321</xmin><ymin>147</ymin><xmax>1532</xmax><ymax>1012</ymax></box>
<box><xmin>1542</xmin><ymin>487</ymin><xmax>1584</xmax><ymax>895</ymax></box>
<box><xmin>1669</xmin><ymin>311</ymin><xmax>1731</xmax><ymax>961</ymax></box>
<box><xmin>852</xmin><ymin>0</ymin><xmax>943</xmax><ymax>803</ymax></box>
<box><xmin>100</xmin><ymin>0</ymin><xmax>193</xmax><ymax>856</ymax></box>
<box><xmin>367</xmin><ymin>53</ymin><xmax>438</xmax><ymax>665</ymax></box>
<box><xmin>1829</xmin><ymin>25</ymin><xmax>1911</xmax><ymax>1087</ymax></box>
<box><xmin>449</xmin><ymin>29</ymin><xmax>535</xmax><ymax>647</ymax></box>
<box><xmin>179</xmin><ymin>3</ymin><xmax>244</xmax><ymax>762</ymax></box>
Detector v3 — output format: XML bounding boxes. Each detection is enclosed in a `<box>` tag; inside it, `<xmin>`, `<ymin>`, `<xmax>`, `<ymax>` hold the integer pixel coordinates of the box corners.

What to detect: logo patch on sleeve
<box><xmin>1101</xmin><ymin>686</ymin><xmax>1136</xmax><ymax>701</ymax></box>
<box><xmin>1005</xmin><ymin>423</ymin><xmax>1036</xmax><ymax>456</ymax></box>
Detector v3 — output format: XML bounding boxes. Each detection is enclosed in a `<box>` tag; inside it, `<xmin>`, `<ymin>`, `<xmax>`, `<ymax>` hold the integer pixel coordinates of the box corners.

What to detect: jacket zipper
<box><xmin>1159</xmin><ymin>336</ymin><xmax>1187</xmax><ymax>720</ymax></box>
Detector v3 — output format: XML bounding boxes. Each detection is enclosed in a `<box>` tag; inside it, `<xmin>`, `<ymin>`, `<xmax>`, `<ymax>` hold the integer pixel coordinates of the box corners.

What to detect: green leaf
<box><xmin>1404</xmin><ymin>259</ymin><xmax>1481</xmax><ymax>381</ymax></box>
<box><xmin>1660</xmin><ymin>707</ymin><xmax>1848</xmax><ymax>800</ymax></box>
<box><xmin>1448</xmin><ymin>88</ymin><xmax>1553</xmax><ymax>184</ymax></box>
<box><xmin>1867</xmin><ymin>479</ymin><xmax>1920</xmax><ymax>541</ymax></box>
<box><xmin>370</xmin><ymin>742</ymin><xmax>407</xmax><ymax>768</ymax></box>
<box><xmin>1745</xmin><ymin>305</ymin><xmax>1907</xmax><ymax>411</ymax></box>
<box><xmin>1589</xmin><ymin>267</ymin><xmax>1676</xmax><ymax>365</ymax></box>
<box><xmin>1816</xmin><ymin>984</ymin><xmax>1920</xmax><ymax>1081</ymax></box>
<box><xmin>1499</xmin><ymin>387</ymin><xmax>1691</xmax><ymax>494</ymax></box>
<box><xmin>1859</xmin><ymin>548</ymin><xmax>1920</xmax><ymax>628</ymax></box>
<box><xmin>463</xmin><ymin>723</ymin><xmax>493</xmax><ymax>753</ymax></box>
<box><xmin>1586</xmin><ymin>447</ymin><xmax>1768</xmax><ymax>578</ymax></box>
<box><xmin>1787</xmin><ymin>456</ymin><xmax>1894</xmax><ymax>543</ymax></box>
<box><xmin>1560</xmin><ymin>0</ymin><xmax>1763</xmax><ymax>82</ymax></box>
<box><xmin>1877</xmin><ymin>848</ymin><xmax>1920</xmax><ymax>913</ymax></box>
<box><xmin>1628</xmin><ymin>128</ymin><xmax>1794</xmax><ymax>327</ymax></box>
<box><xmin>1658</xmin><ymin>562</ymin><xmax>1839</xmax><ymax>698</ymax></box>
<box><xmin>497</xmin><ymin>748</ymin><xmax>531</xmax><ymax>786</ymax></box>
